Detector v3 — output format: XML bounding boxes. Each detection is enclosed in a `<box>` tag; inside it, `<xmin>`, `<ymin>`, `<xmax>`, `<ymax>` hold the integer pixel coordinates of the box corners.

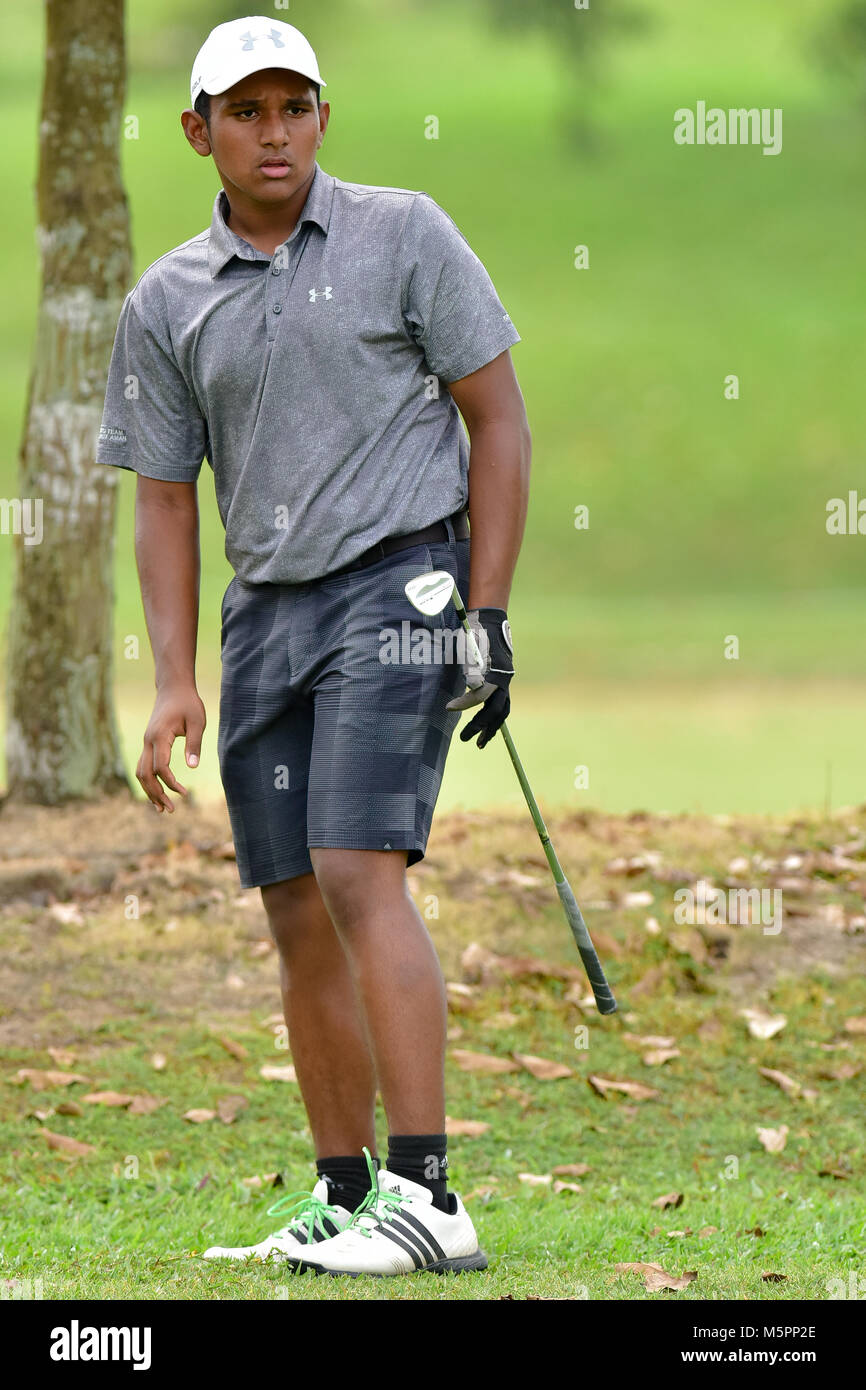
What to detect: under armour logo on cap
<box><xmin>239</xmin><ymin>27</ymin><xmax>286</xmax><ymax>51</ymax></box>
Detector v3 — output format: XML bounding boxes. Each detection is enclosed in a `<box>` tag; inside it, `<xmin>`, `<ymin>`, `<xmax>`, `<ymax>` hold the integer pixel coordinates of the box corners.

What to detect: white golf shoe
<box><xmin>202</xmin><ymin>1179</ymin><xmax>353</xmax><ymax>1262</ymax></box>
<box><xmin>285</xmin><ymin>1165</ymin><xmax>488</xmax><ymax>1277</ymax></box>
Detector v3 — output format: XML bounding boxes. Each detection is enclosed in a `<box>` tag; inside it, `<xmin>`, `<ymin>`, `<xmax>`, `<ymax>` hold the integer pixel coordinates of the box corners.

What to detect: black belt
<box><xmin>324</xmin><ymin>507</ymin><xmax>469</xmax><ymax>579</ymax></box>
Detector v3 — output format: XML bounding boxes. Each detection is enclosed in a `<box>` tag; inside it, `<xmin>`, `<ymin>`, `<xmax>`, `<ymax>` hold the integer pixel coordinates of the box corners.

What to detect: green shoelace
<box><xmin>265</xmin><ymin>1189</ymin><xmax>345</xmax><ymax>1243</ymax></box>
<box><xmin>346</xmin><ymin>1145</ymin><xmax>412</xmax><ymax>1240</ymax></box>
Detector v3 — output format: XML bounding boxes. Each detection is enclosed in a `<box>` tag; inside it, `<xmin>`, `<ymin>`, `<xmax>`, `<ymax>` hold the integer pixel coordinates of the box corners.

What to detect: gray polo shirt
<box><xmin>96</xmin><ymin>161</ymin><xmax>521</xmax><ymax>584</ymax></box>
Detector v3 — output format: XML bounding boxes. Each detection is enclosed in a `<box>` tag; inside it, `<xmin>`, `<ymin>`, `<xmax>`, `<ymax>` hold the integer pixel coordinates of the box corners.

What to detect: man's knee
<box><xmin>261</xmin><ymin>872</ymin><xmax>328</xmax><ymax>955</ymax></box>
<box><xmin>310</xmin><ymin>847</ymin><xmax>409</xmax><ymax>928</ymax></box>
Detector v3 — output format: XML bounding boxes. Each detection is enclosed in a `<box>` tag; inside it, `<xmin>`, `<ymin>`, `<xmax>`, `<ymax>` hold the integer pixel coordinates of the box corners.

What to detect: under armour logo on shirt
<box><xmin>239</xmin><ymin>28</ymin><xmax>286</xmax><ymax>51</ymax></box>
<box><xmin>309</xmin><ymin>286</ymin><xmax>333</xmax><ymax>302</ymax></box>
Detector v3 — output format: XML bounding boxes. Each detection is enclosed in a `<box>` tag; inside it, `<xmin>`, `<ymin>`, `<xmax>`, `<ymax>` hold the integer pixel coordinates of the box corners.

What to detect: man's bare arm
<box><xmin>446</xmin><ymin>349</ymin><xmax>531</xmax><ymax>610</ymax></box>
<box><xmin>133</xmin><ymin>474</ymin><xmax>206</xmax><ymax>812</ymax></box>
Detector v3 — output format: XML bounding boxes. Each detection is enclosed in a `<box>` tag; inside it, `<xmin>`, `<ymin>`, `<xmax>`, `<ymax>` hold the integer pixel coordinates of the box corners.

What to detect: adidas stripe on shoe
<box><xmin>202</xmin><ymin>1179</ymin><xmax>352</xmax><ymax>1262</ymax></box>
<box><xmin>285</xmin><ymin>1157</ymin><xmax>488</xmax><ymax>1277</ymax></box>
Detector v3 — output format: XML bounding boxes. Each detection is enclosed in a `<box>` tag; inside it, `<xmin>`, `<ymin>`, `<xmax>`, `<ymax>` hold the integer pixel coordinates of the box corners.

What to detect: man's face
<box><xmin>188</xmin><ymin>68</ymin><xmax>329</xmax><ymax>204</ymax></box>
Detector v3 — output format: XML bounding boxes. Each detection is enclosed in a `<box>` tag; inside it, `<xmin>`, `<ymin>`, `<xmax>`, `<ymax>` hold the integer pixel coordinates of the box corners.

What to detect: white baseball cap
<box><xmin>190</xmin><ymin>16</ymin><xmax>326</xmax><ymax>106</ymax></box>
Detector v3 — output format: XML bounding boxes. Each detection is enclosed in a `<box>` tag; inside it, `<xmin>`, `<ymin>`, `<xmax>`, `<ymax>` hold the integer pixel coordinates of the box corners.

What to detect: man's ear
<box><xmin>316</xmin><ymin>100</ymin><xmax>330</xmax><ymax>150</ymax></box>
<box><xmin>181</xmin><ymin>109</ymin><xmax>212</xmax><ymax>157</ymax></box>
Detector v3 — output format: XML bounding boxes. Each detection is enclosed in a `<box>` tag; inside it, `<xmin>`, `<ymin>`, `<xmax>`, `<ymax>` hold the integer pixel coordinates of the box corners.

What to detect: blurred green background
<box><xmin>1</xmin><ymin>0</ymin><xmax>864</xmax><ymax>816</ymax></box>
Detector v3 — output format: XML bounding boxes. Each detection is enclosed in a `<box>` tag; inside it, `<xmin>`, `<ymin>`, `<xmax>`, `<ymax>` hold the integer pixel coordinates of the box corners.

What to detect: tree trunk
<box><xmin>4</xmin><ymin>0</ymin><xmax>132</xmax><ymax>804</ymax></box>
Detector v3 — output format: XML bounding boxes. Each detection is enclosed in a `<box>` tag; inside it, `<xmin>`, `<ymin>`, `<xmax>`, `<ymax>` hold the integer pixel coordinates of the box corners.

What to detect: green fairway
<box><xmin>2</xmin><ymin>798</ymin><xmax>865</xmax><ymax>1300</ymax></box>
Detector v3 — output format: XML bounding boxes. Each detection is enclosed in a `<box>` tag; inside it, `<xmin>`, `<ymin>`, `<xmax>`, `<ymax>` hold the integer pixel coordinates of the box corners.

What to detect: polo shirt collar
<box><xmin>207</xmin><ymin>161</ymin><xmax>335</xmax><ymax>277</ymax></box>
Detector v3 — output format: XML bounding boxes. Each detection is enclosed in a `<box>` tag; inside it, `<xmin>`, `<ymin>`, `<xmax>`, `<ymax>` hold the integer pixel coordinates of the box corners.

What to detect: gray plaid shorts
<box><xmin>217</xmin><ymin>531</ymin><xmax>471</xmax><ymax>888</ymax></box>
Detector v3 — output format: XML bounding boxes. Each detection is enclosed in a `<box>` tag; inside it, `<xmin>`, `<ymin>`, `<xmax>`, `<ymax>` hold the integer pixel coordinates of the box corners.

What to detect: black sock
<box><xmin>316</xmin><ymin>1153</ymin><xmax>379</xmax><ymax>1214</ymax></box>
<box><xmin>387</xmin><ymin>1133</ymin><xmax>450</xmax><ymax>1213</ymax></box>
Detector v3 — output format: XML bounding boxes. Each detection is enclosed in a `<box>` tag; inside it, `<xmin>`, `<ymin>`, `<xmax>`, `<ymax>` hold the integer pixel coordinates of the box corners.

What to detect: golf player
<box><xmin>97</xmin><ymin>16</ymin><xmax>530</xmax><ymax>1276</ymax></box>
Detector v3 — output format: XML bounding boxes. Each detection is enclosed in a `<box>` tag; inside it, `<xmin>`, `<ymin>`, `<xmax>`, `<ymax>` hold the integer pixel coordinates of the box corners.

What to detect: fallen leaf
<box><xmin>629</xmin><ymin>966</ymin><xmax>666</xmax><ymax>999</ymax></box>
<box><xmin>217</xmin><ymin>1094</ymin><xmax>249</xmax><ymax>1125</ymax></box>
<box><xmin>760</xmin><ymin>1271</ymin><xmax>787</xmax><ymax>1283</ymax></box>
<box><xmin>651</xmin><ymin>1192</ymin><xmax>683</xmax><ymax>1210</ymax></box>
<box><xmin>502</xmin><ymin>1085</ymin><xmax>534</xmax><ymax>1108</ymax></box>
<box><xmin>817</xmin><ymin>1063</ymin><xmax>862</xmax><ymax>1082</ymax></box>
<box><xmin>623</xmin><ymin>1033</ymin><xmax>676</xmax><ymax>1049</ymax></box>
<box><xmin>518</xmin><ymin>1172</ymin><xmax>552</xmax><ymax>1186</ymax></box>
<box><xmin>247</xmin><ymin>940</ymin><xmax>273</xmax><ymax>957</ymax></box>
<box><xmin>553</xmin><ymin>1180</ymin><xmax>582</xmax><ymax>1194</ymax></box>
<box><xmin>843</xmin><ymin>1017</ymin><xmax>866</xmax><ymax>1035</ymax></box>
<box><xmin>259</xmin><ymin>1065</ymin><xmax>297</xmax><ymax>1082</ymax></box>
<box><xmin>743</xmin><ymin>1226</ymin><xmax>765</xmax><ymax>1237</ymax></box>
<box><xmin>81</xmin><ymin>1092</ymin><xmax>134</xmax><ymax>1108</ymax></box>
<box><xmin>615</xmin><ymin>1261</ymin><xmax>697</xmax><ymax>1292</ymax></box>
<box><xmin>756</xmin><ymin>1124</ymin><xmax>789</xmax><ymax>1153</ymax></box>
<box><xmin>551</xmin><ymin>1163</ymin><xmax>590</xmax><ymax>1177</ymax></box>
<box><xmin>445</xmin><ymin>1117</ymin><xmax>490</xmax><ymax>1138</ymax></box>
<box><xmin>195</xmin><ymin>1173</ymin><xmax>212</xmax><ymax>1191</ymax></box>
<box><xmin>741</xmin><ymin>1008</ymin><xmax>787</xmax><ymax>1040</ymax></box>
<box><xmin>150</xmin><ymin>1053</ymin><xmax>167</xmax><ymax>1071</ymax></box>
<box><xmin>11</xmin><ymin>1069</ymin><xmax>89</xmax><ymax>1091</ymax></box>
<box><xmin>698</xmin><ymin>1226</ymin><xmax>718</xmax><ymax>1237</ymax></box>
<box><xmin>512</xmin><ymin>1052</ymin><xmax>574</xmax><ymax>1081</ymax></box>
<box><xmin>183</xmin><ymin>1109</ymin><xmax>216</xmax><ymax>1123</ymax></box>
<box><xmin>483</xmin><ymin>1011</ymin><xmax>520</xmax><ymax>1030</ymax></box>
<box><xmin>669</xmin><ymin>928</ymin><xmax>707</xmax><ymax>962</ymax></box>
<box><xmin>55</xmin><ymin>1101</ymin><xmax>83</xmax><ymax>1117</ymax></box>
<box><xmin>460</xmin><ymin>942</ymin><xmax>578</xmax><ymax>985</ymax></box>
<box><xmin>225</xmin><ymin>972</ymin><xmax>245</xmax><ymax>990</ymax></box>
<box><xmin>644</xmin><ymin>1267</ymin><xmax>697</xmax><ymax>1292</ymax></box>
<box><xmin>127</xmin><ymin>1095</ymin><xmax>167</xmax><ymax>1116</ymax></box>
<box><xmin>758</xmin><ymin>1067</ymin><xmax>802</xmax><ymax>1098</ymax></box>
<box><xmin>39</xmin><ymin>1128</ymin><xmax>96</xmax><ymax>1157</ymax></box>
<box><xmin>46</xmin><ymin>1047</ymin><xmax>76</xmax><ymax>1068</ymax></box>
<box><xmin>214</xmin><ymin>1034</ymin><xmax>249</xmax><ymax>1061</ymax></box>
<box><xmin>643</xmin><ymin>1048</ymin><xmax>681</xmax><ymax>1067</ymax></box>
<box><xmin>622</xmin><ymin>890</ymin><xmax>654</xmax><ymax>909</ymax></box>
<box><xmin>241</xmin><ymin>1173</ymin><xmax>279</xmax><ymax>1189</ymax></box>
<box><xmin>587</xmin><ymin>1075</ymin><xmax>660</xmax><ymax>1102</ymax></box>
<box><xmin>48</xmin><ymin>903</ymin><xmax>84</xmax><ymax>926</ymax></box>
<box><xmin>667</xmin><ymin>1229</ymin><xmax>693</xmax><ymax>1237</ymax></box>
<box><xmin>818</xmin><ymin>1167</ymin><xmax>849</xmax><ymax>1180</ymax></box>
<box><xmin>451</xmin><ymin>1050</ymin><xmax>519</xmax><ymax>1075</ymax></box>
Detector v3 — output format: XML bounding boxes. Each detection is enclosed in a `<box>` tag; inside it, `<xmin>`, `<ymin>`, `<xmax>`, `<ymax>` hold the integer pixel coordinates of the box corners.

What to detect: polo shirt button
<box><xmin>273</xmin><ymin>303</ymin><xmax>282</xmax><ymax>314</ymax></box>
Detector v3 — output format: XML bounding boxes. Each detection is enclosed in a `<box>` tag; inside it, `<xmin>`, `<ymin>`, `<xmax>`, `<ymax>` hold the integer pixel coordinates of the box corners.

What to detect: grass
<box><xmin>1</xmin><ymin>797</ymin><xmax>865</xmax><ymax>1299</ymax></box>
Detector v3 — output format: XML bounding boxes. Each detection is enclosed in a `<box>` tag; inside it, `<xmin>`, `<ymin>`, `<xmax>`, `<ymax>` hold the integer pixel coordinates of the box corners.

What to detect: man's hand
<box><xmin>446</xmin><ymin>608</ymin><xmax>514</xmax><ymax>749</ymax></box>
<box><xmin>137</xmin><ymin>683</ymin><xmax>207</xmax><ymax>812</ymax></box>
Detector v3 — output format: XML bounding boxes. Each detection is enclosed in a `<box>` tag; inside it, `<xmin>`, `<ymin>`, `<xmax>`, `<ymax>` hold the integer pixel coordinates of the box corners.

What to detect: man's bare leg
<box><xmin>308</xmin><ymin>847</ymin><xmax>447</xmax><ymax>1135</ymax></box>
<box><xmin>260</xmin><ymin>872</ymin><xmax>378</xmax><ymax>1157</ymax></box>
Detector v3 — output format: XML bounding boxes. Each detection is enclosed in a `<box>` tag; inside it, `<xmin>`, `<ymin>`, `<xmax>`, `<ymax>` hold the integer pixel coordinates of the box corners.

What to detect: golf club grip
<box><xmin>556</xmin><ymin>879</ymin><xmax>618</xmax><ymax>1015</ymax></box>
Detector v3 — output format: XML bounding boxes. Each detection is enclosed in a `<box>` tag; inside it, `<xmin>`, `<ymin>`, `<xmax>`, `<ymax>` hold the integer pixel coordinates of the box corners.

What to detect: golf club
<box><xmin>404</xmin><ymin>570</ymin><xmax>617</xmax><ymax>1015</ymax></box>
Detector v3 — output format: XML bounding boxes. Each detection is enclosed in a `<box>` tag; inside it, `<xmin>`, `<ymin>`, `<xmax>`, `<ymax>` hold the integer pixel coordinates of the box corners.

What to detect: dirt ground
<box><xmin>1</xmin><ymin>791</ymin><xmax>865</xmax><ymax>1049</ymax></box>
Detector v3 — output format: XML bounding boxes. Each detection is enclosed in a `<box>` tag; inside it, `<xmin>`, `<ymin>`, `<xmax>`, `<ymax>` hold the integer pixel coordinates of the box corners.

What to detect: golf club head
<box><xmin>404</xmin><ymin>570</ymin><xmax>455</xmax><ymax>616</ymax></box>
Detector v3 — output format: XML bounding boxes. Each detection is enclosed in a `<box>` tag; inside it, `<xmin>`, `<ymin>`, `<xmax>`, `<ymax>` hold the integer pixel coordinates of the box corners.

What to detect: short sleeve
<box><xmin>400</xmin><ymin>193</ymin><xmax>521</xmax><ymax>385</ymax></box>
<box><xmin>96</xmin><ymin>289</ymin><xmax>207</xmax><ymax>483</ymax></box>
